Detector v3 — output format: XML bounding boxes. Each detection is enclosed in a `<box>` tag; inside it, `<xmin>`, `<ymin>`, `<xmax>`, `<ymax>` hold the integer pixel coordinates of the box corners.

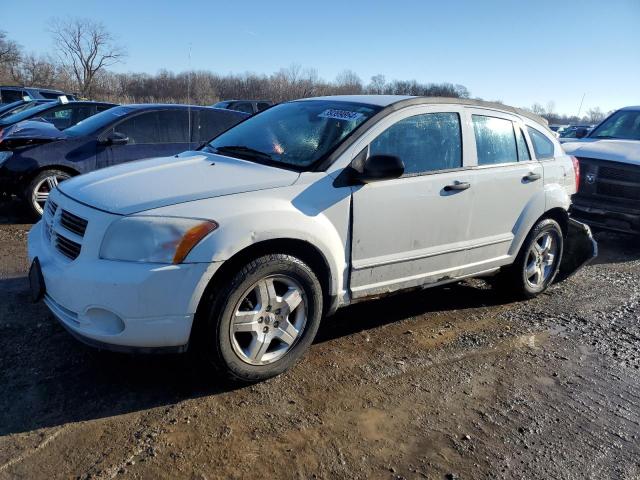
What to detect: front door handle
<box><xmin>523</xmin><ymin>172</ymin><xmax>541</xmax><ymax>182</ymax></box>
<box><xmin>444</xmin><ymin>181</ymin><xmax>471</xmax><ymax>192</ymax></box>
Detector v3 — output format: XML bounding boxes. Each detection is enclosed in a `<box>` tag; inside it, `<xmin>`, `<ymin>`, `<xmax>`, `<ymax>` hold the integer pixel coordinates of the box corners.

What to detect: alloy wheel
<box><xmin>525</xmin><ymin>231</ymin><xmax>558</xmax><ymax>288</ymax></box>
<box><xmin>31</xmin><ymin>174</ymin><xmax>67</xmax><ymax>216</ymax></box>
<box><xmin>229</xmin><ymin>274</ymin><xmax>307</xmax><ymax>366</ymax></box>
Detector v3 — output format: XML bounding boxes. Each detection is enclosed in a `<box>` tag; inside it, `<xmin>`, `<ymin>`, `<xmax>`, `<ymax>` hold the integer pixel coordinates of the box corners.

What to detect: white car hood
<box><xmin>59</xmin><ymin>151</ymin><xmax>300</xmax><ymax>215</ymax></box>
<box><xmin>562</xmin><ymin>139</ymin><xmax>640</xmax><ymax>167</ymax></box>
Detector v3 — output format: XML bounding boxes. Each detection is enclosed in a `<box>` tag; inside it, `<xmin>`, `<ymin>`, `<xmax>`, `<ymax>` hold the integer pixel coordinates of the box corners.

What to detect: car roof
<box><xmin>215</xmin><ymin>99</ymin><xmax>271</xmax><ymax>103</ymax></box>
<box><xmin>0</xmin><ymin>85</ymin><xmax>65</xmax><ymax>93</ymax></box>
<box><xmin>121</xmin><ymin>104</ymin><xmax>222</xmax><ymax>110</ymax></box>
<box><xmin>619</xmin><ymin>105</ymin><xmax>640</xmax><ymax>111</ymax></box>
<box><xmin>298</xmin><ymin>95</ymin><xmax>548</xmax><ymax>127</ymax></box>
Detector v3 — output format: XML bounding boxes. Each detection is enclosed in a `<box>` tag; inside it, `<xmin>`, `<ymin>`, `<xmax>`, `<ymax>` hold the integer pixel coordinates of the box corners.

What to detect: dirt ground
<box><xmin>0</xmin><ymin>199</ymin><xmax>639</xmax><ymax>480</ymax></box>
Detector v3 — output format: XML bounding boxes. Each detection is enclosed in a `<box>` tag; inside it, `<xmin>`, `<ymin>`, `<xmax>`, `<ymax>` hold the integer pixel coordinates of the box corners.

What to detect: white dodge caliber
<box><xmin>28</xmin><ymin>95</ymin><xmax>587</xmax><ymax>382</ymax></box>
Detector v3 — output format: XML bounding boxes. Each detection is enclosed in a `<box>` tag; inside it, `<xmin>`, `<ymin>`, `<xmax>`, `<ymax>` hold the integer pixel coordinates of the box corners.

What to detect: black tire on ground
<box><xmin>197</xmin><ymin>253</ymin><xmax>323</xmax><ymax>383</ymax></box>
<box><xmin>24</xmin><ymin>169</ymin><xmax>71</xmax><ymax>219</ymax></box>
<box><xmin>494</xmin><ymin>218</ymin><xmax>564</xmax><ymax>299</ymax></box>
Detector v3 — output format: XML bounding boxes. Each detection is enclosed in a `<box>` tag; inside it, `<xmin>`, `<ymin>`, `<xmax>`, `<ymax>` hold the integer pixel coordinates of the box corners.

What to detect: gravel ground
<box><xmin>0</xmin><ymin>199</ymin><xmax>639</xmax><ymax>480</ymax></box>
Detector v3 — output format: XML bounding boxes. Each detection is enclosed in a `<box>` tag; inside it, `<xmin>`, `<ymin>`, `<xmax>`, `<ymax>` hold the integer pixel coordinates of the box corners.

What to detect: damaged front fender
<box><xmin>556</xmin><ymin>218</ymin><xmax>598</xmax><ymax>283</ymax></box>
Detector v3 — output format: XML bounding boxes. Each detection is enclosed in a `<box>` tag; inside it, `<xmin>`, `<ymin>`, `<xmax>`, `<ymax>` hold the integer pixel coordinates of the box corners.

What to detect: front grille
<box><xmin>55</xmin><ymin>234</ymin><xmax>82</xmax><ymax>260</ymax></box>
<box><xmin>597</xmin><ymin>182</ymin><xmax>640</xmax><ymax>201</ymax></box>
<box><xmin>46</xmin><ymin>200</ymin><xmax>58</xmax><ymax>219</ymax></box>
<box><xmin>60</xmin><ymin>209</ymin><xmax>88</xmax><ymax>237</ymax></box>
<box><xmin>599</xmin><ymin>166</ymin><xmax>640</xmax><ymax>184</ymax></box>
<box><xmin>577</xmin><ymin>157</ymin><xmax>640</xmax><ymax>204</ymax></box>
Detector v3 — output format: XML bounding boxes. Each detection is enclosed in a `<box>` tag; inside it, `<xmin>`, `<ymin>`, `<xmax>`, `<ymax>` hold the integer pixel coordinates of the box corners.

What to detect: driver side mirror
<box><xmin>353</xmin><ymin>154</ymin><xmax>405</xmax><ymax>183</ymax></box>
<box><xmin>100</xmin><ymin>131</ymin><xmax>129</xmax><ymax>146</ymax></box>
<box><xmin>575</xmin><ymin>127</ymin><xmax>589</xmax><ymax>139</ymax></box>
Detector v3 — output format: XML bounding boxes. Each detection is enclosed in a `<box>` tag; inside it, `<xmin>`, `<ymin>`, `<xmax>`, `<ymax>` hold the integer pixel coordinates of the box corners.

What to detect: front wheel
<box><xmin>197</xmin><ymin>254</ymin><xmax>323</xmax><ymax>383</ymax></box>
<box><xmin>24</xmin><ymin>169</ymin><xmax>71</xmax><ymax>219</ymax></box>
<box><xmin>496</xmin><ymin>218</ymin><xmax>564</xmax><ymax>299</ymax></box>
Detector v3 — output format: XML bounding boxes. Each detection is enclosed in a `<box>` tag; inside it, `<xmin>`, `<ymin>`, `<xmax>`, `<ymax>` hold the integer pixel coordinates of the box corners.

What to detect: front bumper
<box><xmin>28</xmin><ymin>203</ymin><xmax>222</xmax><ymax>351</ymax></box>
<box><xmin>571</xmin><ymin>199</ymin><xmax>640</xmax><ymax>235</ymax></box>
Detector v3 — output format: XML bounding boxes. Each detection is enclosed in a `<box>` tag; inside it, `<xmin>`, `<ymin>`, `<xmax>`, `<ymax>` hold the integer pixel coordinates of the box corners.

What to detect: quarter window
<box><xmin>472</xmin><ymin>115</ymin><xmax>517</xmax><ymax>165</ymax></box>
<box><xmin>369</xmin><ymin>112</ymin><xmax>462</xmax><ymax>175</ymax></box>
<box><xmin>515</xmin><ymin>127</ymin><xmax>531</xmax><ymax>161</ymax></box>
<box><xmin>527</xmin><ymin>126</ymin><xmax>555</xmax><ymax>159</ymax></box>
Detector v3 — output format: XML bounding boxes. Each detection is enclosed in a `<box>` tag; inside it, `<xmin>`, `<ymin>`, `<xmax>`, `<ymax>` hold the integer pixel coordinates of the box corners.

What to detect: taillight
<box><xmin>571</xmin><ymin>156</ymin><xmax>580</xmax><ymax>192</ymax></box>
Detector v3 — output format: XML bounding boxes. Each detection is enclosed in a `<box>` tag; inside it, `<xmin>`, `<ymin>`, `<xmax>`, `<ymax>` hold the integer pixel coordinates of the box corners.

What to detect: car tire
<box><xmin>198</xmin><ymin>254</ymin><xmax>323</xmax><ymax>383</ymax></box>
<box><xmin>495</xmin><ymin>218</ymin><xmax>564</xmax><ymax>299</ymax></box>
<box><xmin>24</xmin><ymin>169</ymin><xmax>71</xmax><ymax>219</ymax></box>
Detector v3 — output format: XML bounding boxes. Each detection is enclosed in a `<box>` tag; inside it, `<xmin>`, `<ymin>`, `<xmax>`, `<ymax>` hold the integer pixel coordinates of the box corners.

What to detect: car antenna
<box><xmin>187</xmin><ymin>42</ymin><xmax>193</xmax><ymax>150</ymax></box>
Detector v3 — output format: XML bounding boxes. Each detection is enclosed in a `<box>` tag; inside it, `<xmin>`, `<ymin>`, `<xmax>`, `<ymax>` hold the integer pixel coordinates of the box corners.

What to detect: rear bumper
<box><xmin>571</xmin><ymin>199</ymin><xmax>640</xmax><ymax>234</ymax></box>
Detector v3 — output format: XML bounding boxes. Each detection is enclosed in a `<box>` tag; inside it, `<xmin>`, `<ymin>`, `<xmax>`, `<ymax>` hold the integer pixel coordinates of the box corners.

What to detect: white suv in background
<box><xmin>28</xmin><ymin>95</ymin><xmax>588</xmax><ymax>382</ymax></box>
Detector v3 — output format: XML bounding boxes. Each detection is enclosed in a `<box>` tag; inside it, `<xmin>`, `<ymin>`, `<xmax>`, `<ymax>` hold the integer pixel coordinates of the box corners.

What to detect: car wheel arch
<box><xmin>192</xmin><ymin>238</ymin><xmax>334</xmax><ymax>342</ymax></box>
<box><xmin>24</xmin><ymin>165</ymin><xmax>80</xmax><ymax>187</ymax></box>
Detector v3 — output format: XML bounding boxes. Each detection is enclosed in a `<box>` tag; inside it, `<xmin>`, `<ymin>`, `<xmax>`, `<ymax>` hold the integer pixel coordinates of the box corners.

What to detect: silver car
<box><xmin>29</xmin><ymin>95</ymin><xmax>591</xmax><ymax>382</ymax></box>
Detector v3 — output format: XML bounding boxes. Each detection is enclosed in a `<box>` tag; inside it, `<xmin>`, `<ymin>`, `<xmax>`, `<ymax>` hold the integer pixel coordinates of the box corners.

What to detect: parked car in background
<box><xmin>212</xmin><ymin>99</ymin><xmax>273</xmax><ymax>114</ymax></box>
<box><xmin>0</xmin><ymin>99</ymin><xmax>53</xmax><ymax>119</ymax></box>
<box><xmin>0</xmin><ymin>86</ymin><xmax>76</xmax><ymax>104</ymax></box>
<box><xmin>0</xmin><ymin>100</ymin><xmax>116</xmax><ymax>131</ymax></box>
<box><xmin>563</xmin><ymin>106</ymin><xmax>640</xmax><ymax>234</ymax></box>
<box><xmin>549</xmin><ymin>124</ymin><xmax>569</xmax><ymax>133</ymax></box>
<box><xmin>27</xmin><ymin>96</ymin><xmax>594</xmax><ymax>383</ymax></box>
<box><xmin>558</xmin><ymin>125</ymin><xmax>594</xmax><ymax>143</ymax></box>
<box><xmin>0</xmin><ymin>104</ymin><xmax>247</xmax><ymax>216</ymax></box>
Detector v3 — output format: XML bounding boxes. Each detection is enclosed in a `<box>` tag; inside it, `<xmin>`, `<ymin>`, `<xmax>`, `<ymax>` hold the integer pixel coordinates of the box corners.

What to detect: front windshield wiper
<box><xmin>213</xmin><ymin>145</ymin><xmax>273</xmax><ymax>161</ymax></box>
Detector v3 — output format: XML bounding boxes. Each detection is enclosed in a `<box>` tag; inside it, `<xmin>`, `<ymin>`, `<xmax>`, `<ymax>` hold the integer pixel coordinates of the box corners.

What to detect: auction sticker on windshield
<box><xmin>318</xmin><ymin>109</ymin><xmax>365</xmax><ymax>122</ymax></box>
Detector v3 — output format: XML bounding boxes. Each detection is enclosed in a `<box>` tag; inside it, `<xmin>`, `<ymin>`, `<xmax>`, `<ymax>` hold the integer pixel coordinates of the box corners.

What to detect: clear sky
<box><xmin>3</xmin><ymin>0</ymin><xmax>639</xmax><ymax>115</ymax></box>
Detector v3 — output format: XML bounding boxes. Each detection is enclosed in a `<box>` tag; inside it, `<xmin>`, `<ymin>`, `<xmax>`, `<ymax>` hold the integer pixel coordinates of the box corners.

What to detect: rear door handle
<box><xmin>444</xmin><ymin>181</ymin><xmax>471</xmax><ymax>191</ymax></box>
<box><xmin>523</xmin><ymin>172</ymin><xmax>541</xmax><ymax>182</ymax></box>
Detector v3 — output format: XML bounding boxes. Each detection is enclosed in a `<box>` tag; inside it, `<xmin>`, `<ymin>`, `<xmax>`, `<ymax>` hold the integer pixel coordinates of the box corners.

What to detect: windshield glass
<box><xmin>65</xmin><ymin>106</ymin><xmax>135</xmax><ymax>137</ymax></box>
<box><xmin>590</xmin><ymin>110</ymin><xmax>640</xmax><ymax>140</ymax></box>
<box><xmin>204</xmin><ymin>100</ymin><xmax>380</xmax><ymax>169</ymax></box>
<box><xmin>0</xmin><ymin>101</ymin><xmax>55</xmax><ymax>125</ymax></box>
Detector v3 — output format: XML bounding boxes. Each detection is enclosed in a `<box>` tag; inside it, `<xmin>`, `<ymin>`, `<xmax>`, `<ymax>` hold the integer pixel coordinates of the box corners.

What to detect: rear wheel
<box><xmin>495</xmin><ymin>218</ymin><xmax>564</xmax><ymax>299</ymax></box>
<box><xmin>24</xmin><ymin>169</ymin><xmax>71</xmax><ymax>218</ymax></box>
<box><xmin>198</xmin><ymin>254</ymin><xmax>323</xmax><ymax>383</ymax></box>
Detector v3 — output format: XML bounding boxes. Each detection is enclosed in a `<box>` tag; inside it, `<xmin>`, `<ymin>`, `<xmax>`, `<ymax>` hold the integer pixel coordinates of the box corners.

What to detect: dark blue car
<box><xmin>0</xmin><ymin>100</ymin><xmax>116</xmax><ymax>131</ymax></box>
<box><xmin>0</xmin><ymin>99</ymin><xmax>53</xmax><ymax>119</ymax></box>
<box><xmin>0</xmin><ymin>104</ymin><xmax>248</xmax><ymax>217</ymax></box>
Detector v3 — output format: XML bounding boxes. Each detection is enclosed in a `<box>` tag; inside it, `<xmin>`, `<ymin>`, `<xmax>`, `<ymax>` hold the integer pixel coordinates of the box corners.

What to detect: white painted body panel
<box><xmin>29</xmin><ymin>98</ymin><xmax>576</xmax><ymax>349</ymax></box>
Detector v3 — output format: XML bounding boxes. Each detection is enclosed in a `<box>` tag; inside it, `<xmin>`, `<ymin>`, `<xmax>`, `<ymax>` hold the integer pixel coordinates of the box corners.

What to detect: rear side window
<box><xmin>527</xmin><ymin>126</ymin><xmax>555</xmax><ymax>159</ymax></box>
<box><xmin>39</xmin><ymin>91</ymin><xmax>62</xmax><ymax>100</ymax></box>
<box><xmin>257</xmin><ymin>102</ymin><xmax>271</xmax><ymax>111</ymax></box>
<box><xmin>1</xmin><ymin>89</ymin><xmax>25</xmax><ymax>103</ymax></box>
<box><xmin>41</xmin><ymin>106</ymin><xmax>75</xmax><ymax>130</ymax></box>
<box><xmin>370</xmin><ymin>112</ymin><xmax>462</xmax><ymax>175</ymax></box>
<box><xmin>515</xmin><ymin>127</ymin><xmax>531</xmax><ymax>161</ymax></box>
<box><xmin>229</xmin><ymin>102</ymin><xmax>254</xmax><ymax>114</ymax></box>
<box><xmin>193</xmin><ymin>109</ymin><xmax>245</xmax><ymax>143</ymax></box>
<box><xmin>155</xmin><ymin>110</ymin><xmax>189</xmax><ymax>143</ymax></box>
<box><xmin>472</xmin><ymin>115</ymin><xmax>517</xmax><ymax>165</ymax></box>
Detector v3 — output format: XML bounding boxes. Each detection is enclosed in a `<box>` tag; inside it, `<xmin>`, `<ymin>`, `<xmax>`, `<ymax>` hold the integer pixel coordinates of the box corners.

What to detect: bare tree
<box><xmin>585</xmin><ymin>107</ymin><xmax>604</xmax><ymax>124</ymax></box>
<box><xmin>0</xmin><ymin>30</ymin><xmax>21</xmax><ymax>82</ymax></box>
<box><xmin>49</xmin><ymin>18</ymin><xmax>125</xmax><ymax>97</ymax></box>
<box><xmin>334</xmin><ymin>69</ymin><xmax>363</xmax><ymax>94</ymax></box>
<box><xmin>531</xmin><ymin>103</ymin><xmax>546</xmax><ymax>116</ymax></box>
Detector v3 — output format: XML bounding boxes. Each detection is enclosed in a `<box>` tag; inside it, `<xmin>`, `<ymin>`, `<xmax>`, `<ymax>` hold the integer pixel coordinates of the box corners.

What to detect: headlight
<box><xmin>0</xmin><ymin>151</ymin><xmax>12</xmax><ymax>166</ymax></box>
<box><xmin>100</xmin><ymin>216</ymin><xmax>218</xmax><ymax>264</ymax></box>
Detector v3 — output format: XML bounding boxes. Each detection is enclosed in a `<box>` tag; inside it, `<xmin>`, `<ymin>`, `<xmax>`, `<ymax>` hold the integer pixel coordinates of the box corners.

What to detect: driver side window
<box><xmin>369</xmin><ymin>112</ymin><xmax>462</xmax><ymax>175</ymax></box>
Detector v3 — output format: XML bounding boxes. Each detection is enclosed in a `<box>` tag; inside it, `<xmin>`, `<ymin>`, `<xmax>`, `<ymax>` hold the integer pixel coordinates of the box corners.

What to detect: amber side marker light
<box><xmin>173</xmin><ymin>221</ymin><xmax>218</xmax><ymax>264</ymax></box>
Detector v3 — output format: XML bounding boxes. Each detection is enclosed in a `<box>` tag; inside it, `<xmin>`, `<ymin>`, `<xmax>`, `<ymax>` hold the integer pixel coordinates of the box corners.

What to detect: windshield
<box><xmin>0</xmin><ymin>100</ymin><xmax>51</xmax><ymax>118</ymax></box>
<box><xmin>65</xmin><ymin>106</ymin><xmax>135</xmax><ymax>137</ymax></box>
<box><xmin>204</xmin><ymin>100</ymin><xmax>380</xmax><ymax>169</ymax></box>
<box><xmin>589</xmin><ymin>110</ymin><xmax>640</xmax><ymax>140</ymax></box>
<box><xmin>0</xmin><ymin>101</ymin><xmax>56</xmax><ymax>125</ymax></box>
